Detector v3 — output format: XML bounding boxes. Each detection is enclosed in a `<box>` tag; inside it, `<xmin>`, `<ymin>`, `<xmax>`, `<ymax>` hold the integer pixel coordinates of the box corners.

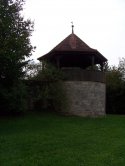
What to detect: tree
<box><xmin>106</xmin><ymin>60</ymin><xmax>125</xmax><ymax>114</ymax></box>
<box><xmin>0</xmin><ymin>0</ymin><xmax>35</xmax><ymax>85</ymax></box>
<box><xmin>25</xmin><ymin>61</ymin><xmax>42</xmax><ymax>79</ymax></box>
<box><xmin>27</xmin><ymin>62</ymin><xmax>68</xmax><ymax>112</ymax></box>
<box><xmin>0</xmin><ymin>0</ymin><xmax>35</xmax><ymax>114</ymax></box>
<box><xmin>118</xmin><ymin>57</ymin><xmax>125</xmax><ymax>80</ymax></box>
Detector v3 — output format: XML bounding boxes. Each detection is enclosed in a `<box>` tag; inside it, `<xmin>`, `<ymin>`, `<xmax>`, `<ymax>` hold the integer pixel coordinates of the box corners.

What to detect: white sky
<box><xmin>23</xmin><ymin>0</ymin><xmax>125</xmax><ymax>66</ymax></box>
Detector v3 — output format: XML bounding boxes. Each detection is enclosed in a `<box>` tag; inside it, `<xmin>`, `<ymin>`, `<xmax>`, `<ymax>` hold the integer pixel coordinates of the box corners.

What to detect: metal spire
<box><xmin>71</xmin><ymin>22</ymin><xmax>74</xmax><ymax>34</ymax></box>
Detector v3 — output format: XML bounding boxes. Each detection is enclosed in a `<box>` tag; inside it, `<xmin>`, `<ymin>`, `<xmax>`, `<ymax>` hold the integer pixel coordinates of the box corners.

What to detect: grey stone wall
<box><xmin>63</xmin><ymin>81</ymin><xmax>106</xmax><ymax>117</ymax></box>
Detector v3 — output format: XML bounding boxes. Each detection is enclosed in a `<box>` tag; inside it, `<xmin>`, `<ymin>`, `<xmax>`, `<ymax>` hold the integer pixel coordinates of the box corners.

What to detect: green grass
<box><xmin>1</xmin><ymin>113</ymin><xmax>125</xmax><ymax>166</ymax></box>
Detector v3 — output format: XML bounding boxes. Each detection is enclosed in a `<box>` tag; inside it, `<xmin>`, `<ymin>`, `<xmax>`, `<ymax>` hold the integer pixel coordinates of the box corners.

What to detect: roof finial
<box><xmin>71</xmin><ymin>22</ymin><xmax>74</xmax><ymax>34</ymax></box>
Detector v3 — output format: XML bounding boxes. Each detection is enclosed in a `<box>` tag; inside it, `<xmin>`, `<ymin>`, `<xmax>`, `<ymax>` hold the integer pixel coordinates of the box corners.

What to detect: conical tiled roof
<box><xmin>38</xmin><ymin>32</ymin><xmax>107</xmax><ymax>71</ymax></box>
<box><xmin>51</xmin><ymin>33</ymin><xmax>96</xmax><ymax>52</ymax></box>
<box><xmin>38</xmin><ymin>33</ymin><xmax>107</xmax><ymax>62</ymax></box>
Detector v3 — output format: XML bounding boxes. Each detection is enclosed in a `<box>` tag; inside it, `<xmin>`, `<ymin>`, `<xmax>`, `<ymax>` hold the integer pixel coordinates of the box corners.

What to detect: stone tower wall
<box><xmin>64</xmin><ymin>81</ymin><xmax>106</xmax><ymax>117</ymax></box>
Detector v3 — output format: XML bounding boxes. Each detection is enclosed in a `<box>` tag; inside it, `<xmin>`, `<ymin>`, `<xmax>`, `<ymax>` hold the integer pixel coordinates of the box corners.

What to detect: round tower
<box><xmin>38</xmin><ymin>27</ymin><xmax>107</xmax><ymax>116</ymax></box>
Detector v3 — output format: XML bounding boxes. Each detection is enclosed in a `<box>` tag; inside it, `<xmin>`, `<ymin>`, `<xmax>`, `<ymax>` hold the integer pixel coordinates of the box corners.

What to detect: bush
<box><xmin>106</xmin><ymin>65</ymin><xmax>125</xmax><ymax>114</ymax></box>
<box><xmin>31</xmin><ymin>62</ymin><xmax>68</xmax><ymax>112</ymax></box>
<box><xmin>34</xmin><ymin>81</ymin><xmax>67</xmax><ymax>112</ymax></box>
<box><xmin>0</xmin><ymin>81</ymin><xmax>27</xmax><ymax>115</ymax></box>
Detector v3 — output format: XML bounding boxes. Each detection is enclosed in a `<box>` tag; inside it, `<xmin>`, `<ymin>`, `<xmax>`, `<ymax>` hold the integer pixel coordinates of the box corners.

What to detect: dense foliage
<box><xmin>106</xmin><ymin>58</ymin><xmax>125</xmax><ymax>114</ymax></box>
<box><xmin>0</xmin><ymin>0</ymin><xmax>34</xmax><ymax>114</ymax></box>
<box><xmin>29</xmin><ymin>62</ymin><xmax>68</xmax><ymax>113</ymax></box>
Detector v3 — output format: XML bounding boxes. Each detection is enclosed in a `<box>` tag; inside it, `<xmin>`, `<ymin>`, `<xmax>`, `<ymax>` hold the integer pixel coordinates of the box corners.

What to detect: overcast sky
<box><xmin>23</xmin><ymin>0</ymin><xmax>125</xmax><ymax>66</ymax></box>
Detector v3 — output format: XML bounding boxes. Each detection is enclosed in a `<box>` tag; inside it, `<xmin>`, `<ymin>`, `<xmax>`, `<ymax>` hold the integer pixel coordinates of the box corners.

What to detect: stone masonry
<box><xmin>64</xmin><ymin>81</ymin><xmax>106</xmax><ymax>117</ymax></box>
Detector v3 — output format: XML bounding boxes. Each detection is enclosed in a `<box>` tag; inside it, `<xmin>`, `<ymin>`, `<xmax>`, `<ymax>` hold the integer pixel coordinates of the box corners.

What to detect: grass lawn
<box><xmin>0</xmin><ymin>112</ymin><xmax>125</xmax><ymax>166</ymax></box>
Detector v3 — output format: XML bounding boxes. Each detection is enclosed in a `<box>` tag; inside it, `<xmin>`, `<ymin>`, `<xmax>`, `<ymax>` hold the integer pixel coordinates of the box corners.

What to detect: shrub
<box><xmin>0</xmin><ymin>81</ymin><xmax>27</xmax><ymax>115</ymax></box>
<box><xmin>106</xmin><ymin>65</ymin><xmax>125</xmax><ymax>114</ymax></box>
<box><xmin>31</xmin><ymin>62</ymin><xmax>68</xmax><ymax>112</ymax></box>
